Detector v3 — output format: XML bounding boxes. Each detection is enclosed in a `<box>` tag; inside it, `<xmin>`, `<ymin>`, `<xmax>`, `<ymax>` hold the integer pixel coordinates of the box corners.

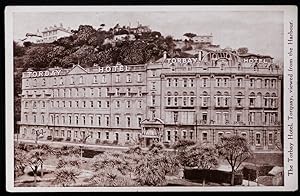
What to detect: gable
<box><xmin>67</xmin><ymin>65</ymin><xmax>88</xmax><ymax>75</ymax></box>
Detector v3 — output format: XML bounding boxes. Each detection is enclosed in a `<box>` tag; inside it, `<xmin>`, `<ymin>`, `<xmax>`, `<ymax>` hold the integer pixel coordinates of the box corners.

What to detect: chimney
<box><xmin>163</xmin><ymin>51</ymin><xmax>167</xmax><ymax>60</ymax></box>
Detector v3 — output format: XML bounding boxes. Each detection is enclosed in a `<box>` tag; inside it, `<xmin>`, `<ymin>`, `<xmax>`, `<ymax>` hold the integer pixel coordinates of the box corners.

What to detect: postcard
<box><xmin>5</xmin><ymin>5</ymin><xmax>298</xmax><ymax>192</ymax></box>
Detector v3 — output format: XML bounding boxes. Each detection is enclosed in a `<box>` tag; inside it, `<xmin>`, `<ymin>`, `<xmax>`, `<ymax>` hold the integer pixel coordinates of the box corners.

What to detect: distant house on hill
<box><xmin>17</xmin><ymin>23</ymin><xmax>73</xmax><ymax>46</ymax></box>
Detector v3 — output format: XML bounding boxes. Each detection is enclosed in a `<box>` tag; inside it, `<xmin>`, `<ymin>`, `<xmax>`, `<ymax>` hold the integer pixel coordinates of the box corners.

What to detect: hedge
<box><xmin>242</xmin><ymin>164</ymin><xmax>274</xmax><ymax>181</ymax></box>
<box><xmin>184</xmin><ymin>169</ymin><xmax>243</xmax><ymax>185</ymax></box>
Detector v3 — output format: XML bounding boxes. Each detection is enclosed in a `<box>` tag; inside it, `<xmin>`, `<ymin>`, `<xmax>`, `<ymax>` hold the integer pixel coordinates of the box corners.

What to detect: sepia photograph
<box><xmin>5</xmin><ymin>6</ymin><xmax>298</xmax><ymax>192</ymax></box>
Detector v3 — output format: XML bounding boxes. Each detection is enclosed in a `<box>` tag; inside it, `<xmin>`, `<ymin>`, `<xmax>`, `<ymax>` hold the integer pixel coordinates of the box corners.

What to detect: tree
<box><xmin>89</xmin><ymin>152</ymin><xmax>136</xmax><ymax>186</ymax></box>
<box><xmin>13</xmin><ymin>41</ymin><xmax>25</xmax><ymax>57</ymax></box>
<box><xmin>27</xmin><ymin>148</ymin><xmax>47</xmax><ymax>186</ymax></box>
<box><xmin>184</xmin><ymin>144</ymin><xmax>219</xmax><ymax>186</ymax></box>
<box><xmin>134</xmin><ymin>144</ymin><xmax>180</xmax><ymax>186</ymax></box>
<box><xmin>52</xmin><ymin>155</ymin><xmax>81</xmax><ymax>187</ymax></box>
<box><xmin>14</xmin><ymin>145</ymin><xmax>28</xmax><ymax>178</ymax></box>
<box><xmin>183</xmin><ymin>32</ymin><xmax>197</xmax><ymax>39</ymax></box>
<box><xmin>237</xmin><ymin>47</ymin><xmax>249</xmax><ymax>55</ymax></box>
<box><xmin>217</xmin><ymin>135</ymin><xmax>253</xmax><ymax>185</ymax></box>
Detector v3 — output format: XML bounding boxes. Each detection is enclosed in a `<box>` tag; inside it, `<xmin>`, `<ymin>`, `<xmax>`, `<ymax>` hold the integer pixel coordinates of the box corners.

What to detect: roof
<box><xmin>268</xmin><ymin>166</ymin><xmax>284</xmax><ymax>176</ymax></box>
<box><xmin>238</xmin><ymin>53</ymin><xmax>273</xmax><ymax>59</ymax></box>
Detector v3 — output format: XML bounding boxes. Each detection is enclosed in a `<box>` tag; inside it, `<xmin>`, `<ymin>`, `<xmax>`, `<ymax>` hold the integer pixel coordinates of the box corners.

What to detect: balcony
<box><xmin>215</xmin><ymin>105</ymin><xmax>230</xmax><ymax>109</ymax></box>
<box><xmin>235</xmin><ymin>105</ymin><xmax>244</xmax><ymax>109</ymax></box>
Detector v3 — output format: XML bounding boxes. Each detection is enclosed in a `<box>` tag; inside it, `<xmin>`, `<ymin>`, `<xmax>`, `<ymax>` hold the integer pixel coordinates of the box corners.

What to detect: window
<box><xmin>116</xmin><ymin>116</ymin><xmax>120</xmax><ymax>126</ymax></box>
<box><xmin>190</xmin><ymin>97</ymin><xmax>194</xmax><ymax>106</ymax></box>
<box><xmin>53</xmin><ymin>77</ymin><xmax>57</xmax><ymax>86</ymax></box>
<box><xmin>138</xmin><ymin>117</ymin><xmax>141</xmax><ymax>127</ymax></box>
<box><xmin>116</xmin><ymin>75</ymin><xmax>120</xmax><ymax>83</ymax></box>
<box><xmin>271</xmin><ymin>79</ymin><xmax>276</xmax><ymax>88</ymax></box>
<box><xmin>174</xmin><ymin>111</ymin><xmax>178</xmax><ymax>123</ymax></box>
<box><xmin>202</xmin><ymin>132</ymin><xmax>208</xmax><ymax>141</ymax></box>
<box><xmin>98</xmin><ymin>88</ymin><xmax>101</xmax><ymax>97</ymax></box>
<box><xmin>190</xmin><ymin>79</ymin><xmax>194</xmax><ymax>87</ymax></box>
<box><xmin>106</xmin><ymin>88</ymin><xmax>110</xmax><ymax>97</ymax></box>
<box><xmin>98</xmin><ymin>132</ymin><xmax>101</xmax><ymax>139</ymax></box>
<box><xmin>249</xmin><ymin>98</ymin><xmax>254</xmax><ymax>106</ymax></box>
<box><xmin>83</xmin><ymin>101</ymin><xmax>86</xmax><ymax>108</ymax></box>
<box><xmin>137</xmin><ymin>74</ymin><xmax>142</xmax><ymax>82</ymax></box>
<box><xmin>106</xmin><ymin>116</ymin><xmax>109</xmax><ymax>126</ymax></box>
<box><xmin>183</xmin><ymin>131</ymin><xmax>187</xmax><ymax>139</ymax></box>
<box><xmin>33</xmin><ymin>115</ymin><xmax>36</xmax><ymax>123</ymax></box>
<box><xmin>76</xmin><ymin>116</ymin><xmax>79</xmax><ymax>125</ymax></box>
<box><xmin>174</xmin><ymin>97</ymin><xmax>178</xmax><ymax>106</ymax></box>
<box><xmin>202</xmin><ymin>112</ymin><xmax>207</xmax><ymax>122</ymax></box>
<box><xmin>224</xmin><ymin>78</ymin><xmax>228</xmax><ymax>87</ymax></box>
<box><xmin>126</xmin><ymin>74</ymin><xmax>131</xmax><ymax>82</ymax></box>
<box><xmin>203</xmin><ymin>78</ymin><xmax>207</xmax><ymax>87</ymax></box>
<box><xmin>98</xmin><ymin>101</ymin><xmax>101</xmax><ymax>108</ymax></box>
<box><xmin>152</xmin><ymin>82</ymin><xmax>156</xmax><ymax>90</ymax></box>
<box><xmin>218</xmin><ymin>132</ymin><xmax>224</xmax><ymax>141</ymax></box>
<box><xmin>167</xmin><ymin>78</ymin><xmax>171</xmax><ymax>87</ymax></box>
<box><xmin>79</xmin><ymin>76</ymin><xmax>83</xmax><ymax>84</ymax></box>
<box><xmin>256</xmin><ymin>133</ymin><xmax>261</xmax><ymax>145</ymax></box>
<box><xmin>91</xmin><ymin>88</ymin><xmax>94</xmax><ymax>96</ymax></box>
<box><xmin>82</xmin><ymin>116</ymin><xmax>86</xmax><ymax>125</ymax></box>
<box><xmin>90</xmin><ymin>116</ymin><xmax>93</xmax><ymax>125</ymax></box>
<box><xmin>268</xmin><ymin>133</ymin><xmax>273</xmax><ymax>145</ymax></box>
<box><xmin>106</xmin><ymin>132</ymin><xmax>109</xmax><ymax>140</ymax></box>
<box><xmin>107</xmin><ymin>101</ymin><xmax>110</xmax><ymax>108</ymax></box>
<box><xmin>74</xmin><ymin>131</ymin><xmax>78</xmax><ymax>138</ymax></box>
<box><xmin>41</xmin><ymin>115</ymin><xmax>44</xmax><ymax>124</ymax></box>
<box><xmin>183</xmin><ymin>97</ymin><xmax>187</xmax><ymax>106</ymax></box>
<box><xmin>98</xmin><ymin>116</ymin><xmax>101</xmax><ymax>126</ymax></box>
<box><xmin>102</xmin><ymin>75</ymin><xmax>106</xmax><ymax>83</ymax></box>
<box><xmin>127</xmin><ymin>101</ymin><xmax>131</xmax><ymax>108</ymax></box>
<box><xmin>115</xmin><ymin>133</ymin><xmax>119</xmax><ymax>141</ymax></box>
<box><xmin>69</xmin><ymin>116</ymin><xmax>72</xmax><ymax>124</ymax></box>
<box><xmin>62</xmin><ymin>101</ymin><xmax>66</xmax><ymax>107</ymax></box>
<box><xmin>61</xmin><ymin>130</ymin><xmax>65</xmax><ymax>137</ymax></box>
<box><xmin>174</xmin><ymin>78</ymin><xmax>178</xmax><ymax>87</ymax></box>
<box><xmin>174</xmin><ymin>131</ymin><xmax>178</xmax><ymax>141</ymax></box>
<box><xmin>183</xmin><ymin>78</ymin><xmax>188</xmax><ymax>87</ymax></box>
<box><xmin>152</xmin><ymin>95</ymin><xmax>155</xmax><ymax>105</ymax></box>
<box><xmin>116</xmin><ymin>100</ymin><xmax>120</xmax><ymax>108</ymax></box>
<box><xmin>250</xmin><ymin>78</ymin><xmax>255</xmax><ymax>87</ymax></box>
<box><xmin>152</xmin><ymin>70</ymin><xmax>156</xmax><ymax>77</ymax></box>
<box><xmin>241</xmin><ymin>132</ymin><xmax>247</xmax><ymax>138</ymax></box>
<box><xmin>60</xmin><ymin>77</ymin><xmax>64</xmax><ymax>85</ymax></box>
<box><xmin>167</xmin><ymin>97</ymin><xmax>171</xmax><ymax>106</ymax></box>
<box><xmin>264</xmin><ymin>79</ymin><xmax>269</xmax><ymax>88</ymax></box>
<box><xmin>216</xmin><ymin>78</ymin><xmax>221</xmax><ymax>87</ymax></box>
<box><xmin>152</xmin><ymin>110</ymin><xmax>156</xmax><ymax>120</ymax></box>
<box><xmin>167</xmin><ymin>131</ymin><xmax>171</xmax><ymax>141</ymax></box>
<box><xmin>237</xmin><ymin>113</ymin><xmax>241</xmax><ymax>122</ymax></box>
<box><xmin>237</xmin><ymin>78</ymin><xmax>242</xmax><ymax>87</ymax></box>
<box><xmin>127</xmin><ymin>88</ymin><xmax>131</xmax><ymax>96</ymax></box>
<box><xmin>126</xmin><ymin>133</ymin><xmax>130</xmax><ymax>141</ymax></box>
<box><xmin>56</xmin><ymin>101</ymin><xmax>59</xmax><ymax>108</ymax></box>
<box><xmin>189</xmin><ymin>131</ymin><xmax>193</xmax><ymax>140</ymax></box>
<box><xmin>93</xmin><ymin>75</ymin><xmax>98</xmax><ymax>83</ymax></box>
<box><xmin>127</xmin><ymin>117</ymin><xmax>131</xmax><ymax>127</ymax></box>
<box><xmin>90</xmin><ymin>101</ymin><xmax>93</xmax><ymax>108</ymax></box>
<box><xmin>138</xmin><ymin>100</ymin><xmax>142</xmax><ymax>108</ymax></box>
<box><xmin>237</xmin><ymin>98</ymin><xmax>242</xmax><ymax>106</ymax></box>
<box><xmin>62</xmin><ymin>116</ymin><xmax>65</xmax><ymax>124</ymax></box>
<box><xmin>42</xmin><ymin>78</ymin><xmax>46</xmax><ymax>86</ymax></box>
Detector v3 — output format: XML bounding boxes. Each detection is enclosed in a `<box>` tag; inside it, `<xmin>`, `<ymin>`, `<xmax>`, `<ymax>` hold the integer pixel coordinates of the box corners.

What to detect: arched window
<box><xmin>237</xmin><ymin>92</ymin><xmax>243</xmax><ymax>96</ymax></box>
<box><xmin>167</xmin><ymin>91</ymin><xmax>172</xmax><ymax>96</ymax></box>
<box><xmin>250</xmin><ymin>92</ymin><xmax>255</xmax><ymax>97</ymax></box>
<box><xmin>216</xmin><ymin>91</ymin><xmax>222</xmax><ymax>96</ymax></box>
<box><xmin>190</xmin><ymin>91</ymin><xmax>195</xmax><ymax>96</ymax></box>
<box><xmin>203</xmin><ymin>91</ymin><xmax>208</xmax><ymax>96</ymax></box>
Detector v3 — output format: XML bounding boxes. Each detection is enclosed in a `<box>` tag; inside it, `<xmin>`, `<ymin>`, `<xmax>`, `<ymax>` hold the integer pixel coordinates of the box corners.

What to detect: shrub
<box><xmin>47</xmin><ymin>136</ymin><xmax>53</xmax><ymax>140</ymax></box>
<box><xmin>184</xmin><ymin>169</ymin><xmax>243</xmax><ymax>185</ymax></box>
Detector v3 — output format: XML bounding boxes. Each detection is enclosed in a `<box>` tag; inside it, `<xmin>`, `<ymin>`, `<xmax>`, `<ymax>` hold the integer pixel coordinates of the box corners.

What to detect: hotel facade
<box><xmin>18</xmin><ymin>49</ymin><xmax>283</xmax><ymax>152</ymax></box>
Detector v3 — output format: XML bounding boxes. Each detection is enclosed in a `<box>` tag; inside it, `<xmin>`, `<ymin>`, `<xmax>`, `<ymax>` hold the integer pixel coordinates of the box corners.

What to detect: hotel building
<box><xmin>18</xmin><ymin>48</ymin><xmax>283</xmax><ymax>151</ymax></box>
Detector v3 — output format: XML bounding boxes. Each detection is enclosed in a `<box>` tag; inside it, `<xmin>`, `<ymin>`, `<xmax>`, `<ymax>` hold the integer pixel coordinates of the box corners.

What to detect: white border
<box><xmin>5</xmin><ymin>5</ymin><xmax>298</xmax><ymax>192</ymax></box>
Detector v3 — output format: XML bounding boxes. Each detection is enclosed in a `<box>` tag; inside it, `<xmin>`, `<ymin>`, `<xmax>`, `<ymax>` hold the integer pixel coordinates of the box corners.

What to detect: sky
<box><xmin>13</xmin><ymin>10</ymin><xmax>284</xmax><ymax>62</ymax></box>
